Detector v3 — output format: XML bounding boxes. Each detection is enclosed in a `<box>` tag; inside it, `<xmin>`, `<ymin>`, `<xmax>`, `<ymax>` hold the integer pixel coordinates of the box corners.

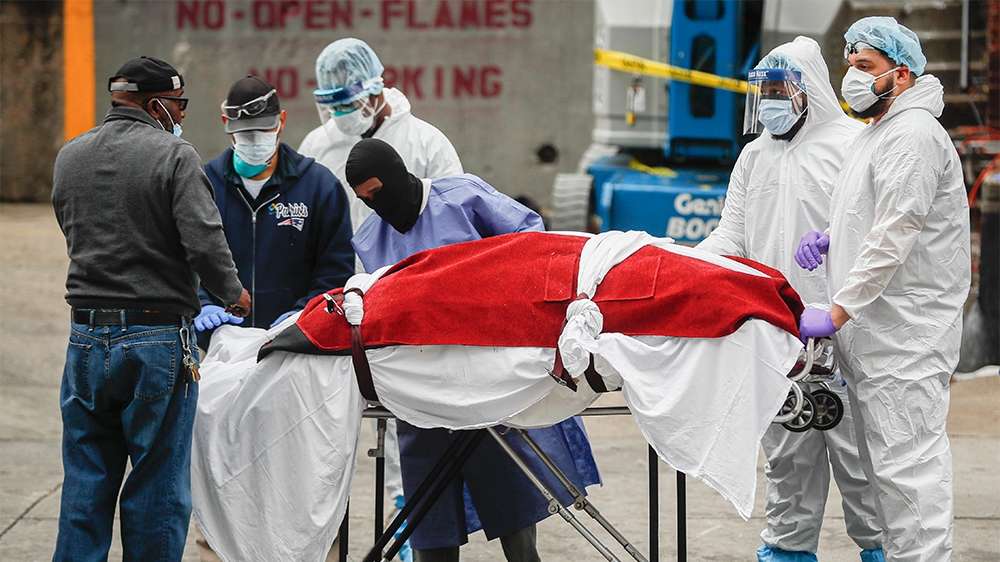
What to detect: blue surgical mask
<box><xmin>155</xmin><ymin>99</ymin><xmax>183</xmax><ymax>137</ymax></box>
<box><xmin>758</xmin><ymin>98</ymin><xmax>804</xmax><ymax>136</ymax></box>
<box><xmin>233</xmin><ymin>152</ymin><xmax>269</xmax><ymax>178</ymax></box>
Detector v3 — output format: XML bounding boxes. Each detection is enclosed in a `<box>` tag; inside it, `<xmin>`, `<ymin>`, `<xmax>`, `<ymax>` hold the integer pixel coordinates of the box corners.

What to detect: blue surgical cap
<box><xmin>753</xmin><ymin>52</ymin><xmax>806</xmax><ymax>93</ymax></box>
<box><xmin>315</xmin><ymin>38</ymin><xmax>385</xmax><ymax>96</ymax></box>
<box><xmin>844</xmin><ymin>16</ymin><xmax>926</xmax><ymax>76</ymax></box>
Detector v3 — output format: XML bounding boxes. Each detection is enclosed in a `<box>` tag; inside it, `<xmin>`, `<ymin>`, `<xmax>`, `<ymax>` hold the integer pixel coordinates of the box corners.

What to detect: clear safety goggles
<box><xmin>843</xmin><ymin>40</ymin><xmax>878</xmax><ymax>59</ymax></box>
<box><xmin>316</xmin><ymin>98</ymin><xmax>371</xmax><ymax>122</ymax></box>
<box><xmin>742</xmin><ymin>68</ymin><xmax>806</xmax><ymax>135</ymax></box>
<box><xmin>221</xmin><ymin>89</ymin><xmax>277</xmax><ymax>120</ymax></box>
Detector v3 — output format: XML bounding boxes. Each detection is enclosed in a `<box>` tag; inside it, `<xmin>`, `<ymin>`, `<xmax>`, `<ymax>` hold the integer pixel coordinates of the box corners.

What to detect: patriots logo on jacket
<box><xmin>271</xmin><ymin>201</ymin><xmax>308</xmax><ymax>231</ymax></box>
<box><xmin>277</xmin><ymin>217</ymin><xmax>305</xmax><ymax>231</ymax></box>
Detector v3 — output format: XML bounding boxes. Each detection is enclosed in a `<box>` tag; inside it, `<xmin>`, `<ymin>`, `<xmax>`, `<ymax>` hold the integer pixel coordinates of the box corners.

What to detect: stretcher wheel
<box><xmin>781</xmin><ymin>390</ymin><xmax>816</xmax><ymax>432</ymax></box>
<box><xmin>773</xmin><ymin>383</ymin><xmax>805</xmax><ymax>424</ymax></box>
<box><xmin>810</xmin><ymin>388</ymin><xmax>844</xmax><ymax>431</ymax></box>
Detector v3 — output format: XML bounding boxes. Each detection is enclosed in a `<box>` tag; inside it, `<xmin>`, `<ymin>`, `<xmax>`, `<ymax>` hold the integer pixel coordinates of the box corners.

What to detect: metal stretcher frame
<box><xmin>339</xmin><ymin>406</ymin><xmax>690</xmax><ymax>562</ymax></box>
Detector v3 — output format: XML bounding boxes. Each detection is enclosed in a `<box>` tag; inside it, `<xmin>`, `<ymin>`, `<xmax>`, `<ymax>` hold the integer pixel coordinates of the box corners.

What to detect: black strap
<box><xmin>583</xmin><ymin>355</ymin><xmax>608</xmax><ymax>393</ymax></box>
<box><xmin>339</xmin><ymin>289</ymin><xmax>379</xmax><ymax>402</ymax></box>
<box><xmin>550</xmin><ymin>348</ymin><xmax>579</xmax><ymax>391</ymax></box>
<box><xmin>551</xmin><ymin>350</ymin><xmax>609</xmax><ymax>394</ymax></box>
<box><xmin>351</xmin><ymin>324</ymin><xmax>379</xmax><ymax>402</ymax></box>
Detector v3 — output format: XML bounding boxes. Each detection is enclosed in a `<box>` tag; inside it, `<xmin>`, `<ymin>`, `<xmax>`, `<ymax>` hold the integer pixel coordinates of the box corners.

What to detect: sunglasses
<box><xmin>221</xmin><ymin>89</ymin><xmax>277</xmax><ymax>119</ymax></box>
<box><xmin>155</xmin><ymin>96</ymin><xmax>189</xmax><ymax>111</ymax></box>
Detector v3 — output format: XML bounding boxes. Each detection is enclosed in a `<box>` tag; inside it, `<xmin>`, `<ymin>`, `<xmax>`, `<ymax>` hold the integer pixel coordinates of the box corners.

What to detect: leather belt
<box><xmin>72</xmin><ymin>309</ymin><xmax>182</xmax><ymax>326</ymax></box>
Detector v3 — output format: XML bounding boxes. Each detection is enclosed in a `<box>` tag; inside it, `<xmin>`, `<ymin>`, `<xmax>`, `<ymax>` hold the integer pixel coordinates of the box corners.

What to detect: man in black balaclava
<box><xmin>344</xmin><ymin>138</ymin><xmax>602</xmax><ymax>562</ymax></box>
<box><xmin>346</xmin><ymin>137</ymin><xmax>424</xmax><ymax>233</ymax></box>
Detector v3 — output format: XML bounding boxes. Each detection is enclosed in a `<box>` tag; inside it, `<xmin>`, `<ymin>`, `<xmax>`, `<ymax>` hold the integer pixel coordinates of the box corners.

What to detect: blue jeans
<box><xmin>54</xmin><ymin>321</ymin><xmax>197</xmax><ymax>562</ymax></box>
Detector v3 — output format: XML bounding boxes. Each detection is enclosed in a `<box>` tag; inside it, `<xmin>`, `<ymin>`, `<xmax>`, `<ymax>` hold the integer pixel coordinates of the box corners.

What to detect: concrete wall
<box><xmin>87</xmin><ymin>0</ymin><xmax>595</xmax><ymax>206</ymax></box>
<box><xmin>0</xmin><ymin>1</ymin><xmax>63</xmax><ymax>202</ymax></box>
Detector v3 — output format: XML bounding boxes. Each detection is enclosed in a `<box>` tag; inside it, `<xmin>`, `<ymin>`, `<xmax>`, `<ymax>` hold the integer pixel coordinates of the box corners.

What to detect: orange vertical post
<box><xmin>63</xmin><ymin>0</ymin><xmax>95</xmax><ymax>141</ymax></box>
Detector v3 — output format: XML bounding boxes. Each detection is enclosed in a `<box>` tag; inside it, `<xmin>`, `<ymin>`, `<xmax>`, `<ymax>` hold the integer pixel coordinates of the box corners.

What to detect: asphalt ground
<box><xmin>2</xmin><ymin>203</ymin><xmax>998</xmax><ymax>561</ymax></box>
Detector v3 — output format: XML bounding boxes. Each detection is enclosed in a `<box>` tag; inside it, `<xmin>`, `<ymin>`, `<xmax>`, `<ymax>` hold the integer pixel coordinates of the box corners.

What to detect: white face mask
<box><xmin>840</xmin><ymin>65</ymin><xmax>900</xmax><ymax>112</ymax></box>
<box><xmin>232</xmin><ymin>130</ymin><xmax>279</xmax><ymax>165</ymax></box>
<box><xmin>332</xmin><ymin>104</ymin><xmax>376</xmax><ymax>136</ymax></box>
<box><xmin>758</xmin><ymin>95</ymin><xmax>804</xmax><ymax>136</ymax></box>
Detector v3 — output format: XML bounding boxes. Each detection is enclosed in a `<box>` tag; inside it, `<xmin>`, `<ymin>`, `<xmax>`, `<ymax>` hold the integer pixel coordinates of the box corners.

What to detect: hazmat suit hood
<box><xmin>767</xmin><ymin>36</ymin><xmax>845</xmax><ymax>126</ymax></box>
<box><xmin>880</xmin><ymin>73</ymin><xmax>945</xmax><ymax>123</ymax></box>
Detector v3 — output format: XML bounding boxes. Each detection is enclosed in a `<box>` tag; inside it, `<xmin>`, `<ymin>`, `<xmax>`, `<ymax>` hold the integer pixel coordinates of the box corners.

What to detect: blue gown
<box><xmin>353</xmin><ymin>174</ymin><xmax>602</xmax><ymax>548</ymax></box>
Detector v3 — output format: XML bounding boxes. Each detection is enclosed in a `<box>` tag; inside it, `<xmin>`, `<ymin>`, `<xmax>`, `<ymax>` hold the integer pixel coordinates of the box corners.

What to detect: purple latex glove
<box><xmin>795</xmin><ymin>231</ymin><xmax>830</xmax><ymax>271</ymax></box>
<box><xmin>798</xmin><ymin>308</ymin><xmax>838</xmax><ymax>342</ymax></box>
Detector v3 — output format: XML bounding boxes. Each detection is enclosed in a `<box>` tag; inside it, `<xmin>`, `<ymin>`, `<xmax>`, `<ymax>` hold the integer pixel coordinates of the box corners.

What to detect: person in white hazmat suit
<box><xmin>697</xmin><ymin>37</ymin><xmax>883</xmax><ymax>562</ymax></box>
<box><xmin>297</xmin><ymin>38</ymin><xmax>463</xmax><ymax>561</ymax></box>
<box><xmin>299</xmin><ymin>38</ymin><xmax>463</xmax><ymax>243</ymax></box>
<box><xmin>795</xmin><ymin>17</ymin><xmax>971</xmax><ymax>562</ymax></box>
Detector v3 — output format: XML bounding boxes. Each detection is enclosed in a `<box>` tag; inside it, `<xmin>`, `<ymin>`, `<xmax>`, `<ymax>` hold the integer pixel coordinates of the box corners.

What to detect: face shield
<box><xmin>743</xmin><ymin>69</ymin><xmax>807</xmax><ymax>135</ymax></box>
<box><xmin>314</xmin><ymin>76</ymin><xmax>385</xmax><ymax>140</ymax></box>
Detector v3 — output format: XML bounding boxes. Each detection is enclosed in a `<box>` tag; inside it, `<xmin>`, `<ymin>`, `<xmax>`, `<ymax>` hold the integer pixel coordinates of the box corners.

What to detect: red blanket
<box><xmin>295</xmin><ymin>232</ymin><xmax>802</xmax><ymax>352</ymax></box>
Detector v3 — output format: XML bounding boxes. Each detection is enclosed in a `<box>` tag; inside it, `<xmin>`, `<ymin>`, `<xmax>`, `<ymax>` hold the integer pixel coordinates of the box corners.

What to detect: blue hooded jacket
<box><xmin>201</xmin><ymin>143</ymin><xmax>354</xmax><ymax>329</ymax></box>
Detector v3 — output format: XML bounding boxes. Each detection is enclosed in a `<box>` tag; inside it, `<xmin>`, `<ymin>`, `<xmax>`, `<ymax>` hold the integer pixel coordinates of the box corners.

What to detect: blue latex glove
<box><xmin>795</xmin><ymin>231</ymin><xmax>830</xmax><ymax>271</ymax></box>
<box><xmin>798</xmin><ymin>308</ymin><xmax>837</xmax><ymax>342</ymax></box>
<box><xmin>269</xmin><ymin>310</ymin><xmax>297</xmax><ymax>328</ymax></box>
<box><xmin>194</xmin><ymin>304</ymin><xmax>244</xmax><ymax>332</ymax></box>
<box><xmin>860</xmin><ymin>549</ymin><xmax>886</xmax><ymax>562</ymax></box>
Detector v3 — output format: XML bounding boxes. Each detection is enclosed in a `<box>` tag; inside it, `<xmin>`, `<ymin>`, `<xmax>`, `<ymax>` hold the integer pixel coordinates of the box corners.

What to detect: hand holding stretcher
<box><xmin>191</xmin><ymin>231</ymin><xmax>805</xmax><ymax>562</ymax></box>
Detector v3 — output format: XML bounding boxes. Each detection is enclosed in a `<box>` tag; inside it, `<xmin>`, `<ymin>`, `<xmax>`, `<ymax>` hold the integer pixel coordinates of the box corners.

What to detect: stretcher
<box><xmin>353</xmin><ymin>405</ymin><xmax>688</xmax><ymax>562</ymax></box>
<box><xmin>190</xmin><ymin>231</ymin><xmax>805</xmax><ymax>562</ymax></box>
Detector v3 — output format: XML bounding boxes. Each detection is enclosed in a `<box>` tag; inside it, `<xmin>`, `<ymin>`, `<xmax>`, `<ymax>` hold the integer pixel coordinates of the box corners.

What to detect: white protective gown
<box><xmin>828</xmin><ymin>74</ymin><xmax>971</xmax><ymax>562</ymax></box>
<box><xmin>298</xmin><ymin>87</ymin><xmax>463</xmax><ymax>502</ymax></box>
<box><xmin>298</xmin><ymin>87</ymin><xmax>463</xmax><ymax>235</ymax></box>
<box><xmin>698</xmin><ymin>36</ymin><xmax>881</xmax><ymax>555</ymax></box>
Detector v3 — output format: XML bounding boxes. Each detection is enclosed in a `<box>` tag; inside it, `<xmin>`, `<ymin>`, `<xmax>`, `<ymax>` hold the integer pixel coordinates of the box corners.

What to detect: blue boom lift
<box><xmin>562</xmin><ymin>0</ymin><xmax>764</xmax><ymax>245</ymax></box>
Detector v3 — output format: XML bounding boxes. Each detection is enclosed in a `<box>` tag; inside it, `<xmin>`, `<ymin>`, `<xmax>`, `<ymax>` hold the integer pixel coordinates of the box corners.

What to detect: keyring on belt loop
<box><xmin>179</xmin><ymin>324</ymin><xmax>194</xmax><ymax>357</ymax></box>
<box><xmin>121</xmin><ymin>310</ymin><xmax>128</xmax><ymax>332</ymax></box>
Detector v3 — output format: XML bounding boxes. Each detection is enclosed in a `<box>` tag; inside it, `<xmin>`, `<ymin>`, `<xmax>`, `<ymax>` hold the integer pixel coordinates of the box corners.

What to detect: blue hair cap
<box><xmin>844</xmin><ymin>16</ymin><xmax>926</xmax><ymax>76</ymax></box>
<box><xmin>315</xmin><ymin>38</ymin><xmax>385</xmax><ymax>95</ymax></box>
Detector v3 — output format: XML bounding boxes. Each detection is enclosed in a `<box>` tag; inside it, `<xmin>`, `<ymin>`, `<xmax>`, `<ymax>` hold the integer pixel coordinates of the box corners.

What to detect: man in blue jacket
<box><xmin>195</xmin><ymin>76</ymin><xmax>354</xmax><ymax>346</ymax></box>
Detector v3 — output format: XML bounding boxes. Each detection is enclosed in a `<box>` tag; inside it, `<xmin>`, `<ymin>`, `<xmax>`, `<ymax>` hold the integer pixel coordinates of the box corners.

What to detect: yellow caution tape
<box><xmin>629</xmin><ymin>159</ymin><xmax>678</xmax><ymax>177</ymax></box>
<box><xmin>595</xmin><ymin>48</ymin><xmax>749</xmax><ymax>94</ymax></box>
<box><xmin>839</xmin><ymin>99</ymin><xmax>870</xmax><ymax>122</ymax></box>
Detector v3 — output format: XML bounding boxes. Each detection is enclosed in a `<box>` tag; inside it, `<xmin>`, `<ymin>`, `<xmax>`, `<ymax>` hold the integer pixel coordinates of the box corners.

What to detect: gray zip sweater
<box><xmin>52</xmin><ymin>106</ymin><xmax>244</xmax><ymax>318</ymax></box>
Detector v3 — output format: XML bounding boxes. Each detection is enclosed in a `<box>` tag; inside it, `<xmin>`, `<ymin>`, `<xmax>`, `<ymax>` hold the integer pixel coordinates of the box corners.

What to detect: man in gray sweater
<box><xmin>50</xmin><ymin>56</ymin><xmax>250</xmax><ymax>562</ymax></box>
